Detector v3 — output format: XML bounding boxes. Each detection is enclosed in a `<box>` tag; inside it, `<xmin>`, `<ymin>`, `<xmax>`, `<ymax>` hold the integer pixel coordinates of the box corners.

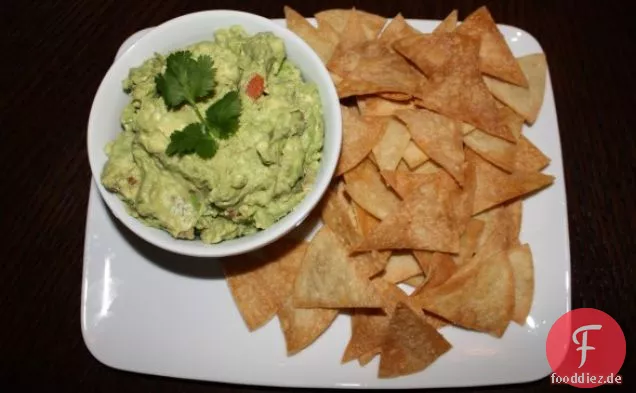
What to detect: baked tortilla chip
<box><xmin>355</xmin><ymin>178</ymin><xmax>461</xmax><ymax>253</ymax></box>
<box><xmin>378</xmin><ymin>303</ymin><xmax>452</xmax><ymax>378</ymax></box>
<box><xmin>379</xmin><ymin>13</ymin><xmax>420</xmax><ymax>44</ymax></box>
<box><xmin>393</xmin><ymin>33</ymin><xmax>456</xmax><ymax>77</ymax></box>
<box><xmin>353</xmin><ymin>202</ymin><xmax>392</xmax><ymax>270</ymax></box>
<box><xmin>413</xmin><ymin>251</ymin><xmax>457</xmax><ymax>289</ymax></box>
<box><xmin>402</xmin><ymin>141</ymin><xmax>429</xmax><ymax>169</ymax></box>
<box><xmin>463</xmin><ymin>128</ymin><xmax>517</xmax><ymax>172</ymax></box>
<box><xmin>344</xmin><ymin>158</ymin><xmax>401</xmax><ymax>220</ymax></box>
<box><xmin>473</xmin><ymin>204</ymin><xmax>514</xmax><ymax>263</ymax></box>
<box><xmin>278</xmin><ymin>297</ymin><xmax>338</xmax><ymax>355</ymax></box>
<box><xmin>326</xmin><ymin>11</ymin><xmax>373</xmax><ymax>77</ymax></box>
<box><xmin>382</xmin><ymin>252</ymin><xmax>423</xmax><ymax>283</ymax></box>
<box><xmin>336</xmin><ymin>42</ymin><xmax>425</xmax><ymax>98</ymax></box>
<box><xmin>343</xmin><ymin>309</ymin><xmax>390</xmax><ymax>363</ymax></box>
<box><xmin>413</xmin><ymin>249</ymin><xmax>514</xmax><ymax>337</ymax></box>
<box><xmin>381</xmin><ymin>169</ymin><xmax>445</xmax><ymax>199</ymax></box>
<box><xmin>396</xmin><ymin>109</ymin><xmax>465</xmax><ymax>184</ymax></box>
<box><xmin>316</xmin><ymin>8</ymin><xmax>386</xmax><ymax>38</ymax></box>
<box><xmin>337</xmin><ymin>106</ymin><xmax>387</xmax><ymax>175</ymax></box>
<box><xmin>372</xmin><ymin>117</ymin><xmax>411</xmax><ymax>170</ymax></box>
<box><xmin>284</xmin><ymin>6</ymin><xmax>337</xmax><ymax>63</ymax></box>
<box><xmin>484</xmin><ymin>53</ymin><xmax>548</xmax><ymax>124</ymax></box>
<box><xmin>507</xmin><ymin>244</ymin><xmax>534</xmax><ymax>325</ymax></box>
<box><xmin>293</xmin><ymin>226</ymin><xmax>383</xmax><ymax>308</ymax></box>
<box><xmin>358</xmin><ymin>95</ymin><xmax>415</xmax><ymax>116</ymax></box>
<box><xmin>413</xmin><ymin>33</ymin><xmax>515</xmax><ymax>142</ymax></box>
<box><xmin>498</xmin><ymin>102</ymin><xmax>524</xmax><ymax>141</ymax></box>
<box><xmin>457</xmin><ymin>218</ymin><xmax>485</xmax><ymax>265</ymax></box>
<box><xmin>515</xmin><ymin>135</ymin><xmax>550</xmax><ymax>172</ymax></box>
<box><xmin>456</xmin><ymin>6</ymin><xmax>528</xmax><ymax>87</ymax></box>
<box><xmin>223</xmin><ymin>239</ymin><xmax>308</xmax><ymax>331</ymax></box>
<box><xmin>433</xmin><ymin>9</ymin><xmax>458</xmax><ymax>33</ymax></box>
<box><xmin>468</xmin><ymin>148</ymin><xmax>554</xmax><ymax>214</ymax></box>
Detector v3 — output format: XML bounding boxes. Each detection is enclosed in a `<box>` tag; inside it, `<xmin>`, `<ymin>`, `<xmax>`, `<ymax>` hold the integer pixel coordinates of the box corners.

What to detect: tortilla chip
<box><xmin>484</xmin><ymin>54</ymin><xmax>548</xmax><ymax>124</ymax></box>
<box><xmin>223</xmin><ymin>239</ymin><xmax>308</xmax><ymax>331</ymax></box>
<box><xmin>378</xmin><ymin>303</ymin><xmax>452</xmax><ymax>378</ymax></box>
<box><xmin>392</xmin><ymin>33</ymin><xmax>456</xmax><ymax>77</ymax></box>
<box><xmin>413</xmin><ymin>251</ymin><xmax>457</xmax><ymax>289</ymax></box>
<box><xmin>359</xmin><ymin>351</ymin><xmax>379</xmax><ymax>366</ymax></box>
<box><xmin>402</xmin><ymin>274</ymin><xmax>427</xmax><ymax>287</ymax></box>
<box><xmin>472</xmin><ymin>204</ymin><xmax>515</xmax><ymax>265</ymax></box>
<box><xmin>508</xmin><ymin>244</ymin><xmax>534</xmax><ymax>325</ymax></box>
<box><xmin>382</xmin><ymin>252</ymin><xmax>423</xmax><ymax>283</ymax></box>
<box><xmin>326</xmin><ymin>11</ymin><xmax>373</xmax><ymax>76</ymax></box>
<box><xmin>396</xmin><ymin>109</ymin><xmax>465</xmax><ymax>184</ymax></box>
<box><xmin>354</xmin><ymin>178</ymin><xmax>461</xmax><ymax>253</ymax></box>
<box><xmin>498</xmin><ymin>102</ymin><xmax>524</xmax><ymax>141</ymax></box>
<box><xmin>343</xmin><ymin>309</ymin><xmax>390</xmax><ymax>363</ymax></box>
<box><xmin>320</xmin><ymin>181</ymin><xmax>360</xmax><ymax>246</ymax></box>
<box><xmin>337</xmin><ymin>106</ymin><xmax>387</xmax><ymax>175</ymax></box>
<box><xmin>344</xmin><ymin>158</ymin><xmax>402</xmax><ymax>220</ymax></box>
<box><xmin>456</xmin><ymin>6</ymin><xmax>528</xmax><ymax>87</ymax></box>
<box><xmin>413</xmin><ymin>33</ymin><xmax>515</xmax><ymax>142</ymax></box>
<box><xmin>293</xmin><ymin>226</ymin><xmax>383</xmax><ymax>308</ymax></box>
<box><xmin>506</xmin><ymin>200</ymin><xmax>523</xmax><ymax>244</ymax></box>
<box><xmin>284</xmin><ymin>6</ymin><xmax>337</xmax><ymax>63</ymax></box>
<box><xmin>315</xmin><ymin>17</ymin><xmax>341</xmax><ymax>46</ymax></box>
<box><xmin>457</xmin><ymin>218</ymin><xmax>485</xmax><ymax>265</ymax></box>
<box><xmin>402</xmin><ymin>141</ymin><xmax>429</xmax><ymax>169</ymax></box>
<box><xmin>515</xmin><ymin>135</ymin><xmax>550</xmax><ymax>172</ymax></box>
<box><xmin>316</xmin><ymin>8</ymin><xmax>386</xmax><ymax>37</ymax></box>
<box><xmin>336</xmin><ymin>42</ymin><xmax>425</xmax><ymax>98</ymax></box>
<box><xmin>463</xmin><ymin>128</ymin><xmax>517</xmax><ymax>172</ymax></box>
<box><xmin>433</xmin><ymin>9</ymin><xmax>458</xmax><ymax>33</ymax></box>
<box><xmin>379</xmin><ymin>13</ymin><xmax>420</xmax><ymax>44</ymax></box>
<box><xmin>278</xmin><ymin>297</ymin><xmax>338</xmax><ymax>355</ymax></box>
<box><xmin>381</xmin><ymin>169</ymin><xmax>444</xmax><ymax>199</ymax></box>
<box><xmin>468</xmin><ymin>148</ymin><xmax>555</xmax><ymax>214</ymax></box>
<box><xmin>413</xmin><ymin>249</ymin><xmax>514</xmax><ymax>337</ymax></box>
<box><xmin>372</xmin><ymin>117</ymin><xmax>411</xmax><ymax>170</ymax></box>
<box><xmin>358</xmin><ymin>95</ymin><xmax>415</xmax><ymax>116</ymax></box>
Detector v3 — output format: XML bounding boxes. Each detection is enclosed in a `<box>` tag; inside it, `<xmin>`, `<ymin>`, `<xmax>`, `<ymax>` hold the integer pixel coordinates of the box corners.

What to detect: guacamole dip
<box><xmin>101</xmin><ymin>26</ymin><xmax>324</xmax><ymax>243</ymax></box>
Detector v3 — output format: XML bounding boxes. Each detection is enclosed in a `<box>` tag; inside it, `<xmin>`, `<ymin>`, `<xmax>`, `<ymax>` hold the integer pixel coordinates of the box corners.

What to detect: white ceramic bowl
<box><xmin>87</xmin><ymin>10</ymin><xmax>341</xmax><ymax>258</ymax></box>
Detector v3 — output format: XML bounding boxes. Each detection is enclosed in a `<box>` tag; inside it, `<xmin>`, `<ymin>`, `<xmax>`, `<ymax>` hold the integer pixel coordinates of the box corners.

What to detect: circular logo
<box><xmin>546</xmin><ymin>308</ymin><xmax>625</xmax><ymax>388</ymax></box>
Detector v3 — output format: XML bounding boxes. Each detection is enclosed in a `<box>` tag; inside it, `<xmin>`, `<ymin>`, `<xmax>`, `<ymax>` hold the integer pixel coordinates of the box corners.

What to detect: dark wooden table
<box><xmin>2</xmin><ymin>0</ymin><xmax>634</xmax><ymax>391</ymax></box>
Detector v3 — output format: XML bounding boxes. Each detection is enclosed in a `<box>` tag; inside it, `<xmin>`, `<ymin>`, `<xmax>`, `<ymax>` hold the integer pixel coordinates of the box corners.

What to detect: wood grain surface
<box><xmin>1</xmin><ymin>0</ymin><xmax>634</xmax><ymax>391</ymax></box>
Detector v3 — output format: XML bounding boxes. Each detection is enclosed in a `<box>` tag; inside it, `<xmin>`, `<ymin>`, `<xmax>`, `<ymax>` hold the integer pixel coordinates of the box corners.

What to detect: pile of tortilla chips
<box><xmin>222</xmin><ymin>6</ymin><xmax>553</xmax><ymax>379</ymax></box>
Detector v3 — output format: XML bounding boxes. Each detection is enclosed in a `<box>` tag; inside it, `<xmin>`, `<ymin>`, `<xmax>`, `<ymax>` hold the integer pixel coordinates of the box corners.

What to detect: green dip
<box><xmin>101</xmin><ymin>26</ymin><xmax>324</xmax><ymax>243</ymax></box>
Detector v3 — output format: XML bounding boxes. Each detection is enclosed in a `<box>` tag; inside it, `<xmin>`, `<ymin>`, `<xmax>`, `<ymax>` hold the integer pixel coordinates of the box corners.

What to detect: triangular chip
<box><xmin>457</xmin><ymin>218</ymin><xmax>485</xmax><ymax>265</ymax></box>
<box><xmin>413</xmin><ymin>251</ymin><xmax>457</xmax><ymax>289</ymax></box>
<box><xmin>402</xmin><ymin>141</ymin><xmax>430</xmax><ymax>169</ymax></box>
<box><xmin>463</xmin><ymin>128</ymin><xmax>517</xmax><ymax>172</ymax></box>
<box><xmin>344</xmin><ymin>158</ymin><xmax>401</xmax><ymax>220</ymax></box>
<box><xmin>381</xmin><ymin>169</ymin><xmax>445</xmax><ymax>199</ymax></box>
<box><xmin>326</xmin><ymin>11</ymin><xmax>373</xmax><ymax>76</ymax></box>
<box><xmin>223</xmin><ymin>239</ymin><xmax>308</xmax><ymax>331</ymax></box>
<box><xmin>468</xmin><ymin>148</ymin><xmax>554</xmax><ymax>214</ymax></box>
<box><xmin>336</xmin><ymin>42</ymin><xmax>425</xmax><ymax>98</ymax></box>
<box><xmin>413</xmin><ymin>249</ymin><xmax>514</xmax><ymax>337</ymax></box>
<box><xmin>354</xmin><ymin>178</ymin><xmax>461</xmax><ymax>253</ymax></box>
<box><xmin>473</xmin><ymin>204</ymin><xmax>514</xmax><ymax>263</ymax></box>
<box><xmin>393</xmin><ymin>33</ymin><xmax>457</xmax><ymax>77</ymax></box>
<box><xmin>413</xmin><ymin>33</ymin><xmax>515</xmax><ymax>141</ymax></box>
<box><xmin>456</xmin><ymin>6</ymin><xmax>528</xmax><ymax>87</ymax></box>
<box><xmin>357</xmin><ymin>95</ymin><xmax>415</xmax><ymax>117</ymax></box>
<box><xmin>508</xmin><ymin>244</ymin><xmax>534</xmax><ymax>325</ymax></box>
<box><xmin>293</xmin><ymin>226</ymin><xmax>383</xmax><ymax>308</ymax></box>
<box><xmin>378</xmin><ymin>303</ymin><xmax>452</xmax><ymax>378</ymax></box>
<box><xmin>353</xmin><ymin>202</ymin><xmax>392</xmax><ymax>269</ymax></box>
<box><xmin>497</xmin><ymin>102</ymin><xmax>524</xmax><ymax>141</ymax></box>
<box><xmin>484</xmin><ymin>54</ymin><xmax>548</xmax><ymax>124</ymax></box>
<box><xmin>284</xmin><ymin>6</ymin><xmax>337</xmax><ymax>63</ymax></box>
<box><xmin>337</xmin><ymin>106</ymin><xmax>387</xmax><ymax>175</ymax></box>
<box><xmin>433</xmin><ymin>10</ymin><xmax>458</xmax><ymax>33</ymax></box>
<box><xmin>515</xmin><ymin>135</ymin><xmax>550</xmax><ymax>172</ymax></box>
<box><xmin>379</xmin><ymin>13</ymin><xmax>420</xmax><ymax>44</ymax></box>
<box><xmin>372</xmin><ymin>117</ymin><xmax>411</xmax><ymax>170</ymax></box>
<box><xmin>278</xmin><ymin>297</ymin><xmax>338</xmax><ymax>355</ymax></box>
<box><xmin>382</xmin><ymin>252</ymin><xmax>423</xmax><ymax>283</ymax></box>
<box><xmin>396</xmin><ymin>109</ymin><xmax>465</xmax><ymax>184</ymax></box>
<box><xmin>315</xmin><ymin>8</ymin><xmax>386</xmax><ymax>38</ymax></box>
<box><xmin>343</xmin><ymin>308</ymin><xmax>391</xmax><ymax>363</ymax></box>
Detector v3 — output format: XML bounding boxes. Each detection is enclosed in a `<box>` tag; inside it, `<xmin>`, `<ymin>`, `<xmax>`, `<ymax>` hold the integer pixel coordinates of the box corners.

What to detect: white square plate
<box><xmin>82</xmin><ymin>18</ymin><xmax>571</xmax><ymax>389</ymax></box>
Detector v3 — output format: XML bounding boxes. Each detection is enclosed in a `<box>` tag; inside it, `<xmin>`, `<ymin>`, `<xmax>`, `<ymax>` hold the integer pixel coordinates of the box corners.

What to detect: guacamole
<box><xmin>101</xmin><ymin>26</ymin><xmax>324</xmax><ymax>243</ymax></box>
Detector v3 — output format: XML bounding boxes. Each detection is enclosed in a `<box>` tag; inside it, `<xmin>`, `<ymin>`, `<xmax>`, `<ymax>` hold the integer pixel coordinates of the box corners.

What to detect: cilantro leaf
<box><xmin>156</xmin><ymin>51</ymin><xmax>216</xmax><ymax>109</ymax></box>
<box><xmin>166</xmin><ymin>123</ymin><xmax>217</xmax><ymax>158</ymax></box>
<box><xmin>206</xmin><ymin>91</ymin><xmax>242</xmax><ymax>139</ymax></box>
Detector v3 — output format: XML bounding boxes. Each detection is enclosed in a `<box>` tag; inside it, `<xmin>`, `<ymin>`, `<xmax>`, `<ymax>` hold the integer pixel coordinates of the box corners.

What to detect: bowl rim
<box><xmin>86</xmin><ymin>10</ymin><xmax>341</xmax><ymax>258</ymax></box>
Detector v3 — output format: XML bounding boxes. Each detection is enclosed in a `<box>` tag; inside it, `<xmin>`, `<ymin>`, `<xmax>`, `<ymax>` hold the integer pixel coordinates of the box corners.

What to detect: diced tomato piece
<box><xmin>246</xmin><ymin>74</ymin><xmax>265</xmax><ymax>99</ymax></box>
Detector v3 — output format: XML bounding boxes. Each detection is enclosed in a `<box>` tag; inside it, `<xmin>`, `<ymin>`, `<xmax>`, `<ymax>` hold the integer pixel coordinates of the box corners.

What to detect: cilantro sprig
<box><xmin>156</xmin><ymin>51</ymin><xmax>242</xmax><ymax>159</ymax></box>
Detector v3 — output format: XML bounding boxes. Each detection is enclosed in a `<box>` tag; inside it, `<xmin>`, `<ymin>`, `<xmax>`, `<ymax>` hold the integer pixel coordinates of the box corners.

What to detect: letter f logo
<box><xmin>572</xmin><ymin>324</ymin><xmax>602</xmax><ymax>368</ymax></box>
